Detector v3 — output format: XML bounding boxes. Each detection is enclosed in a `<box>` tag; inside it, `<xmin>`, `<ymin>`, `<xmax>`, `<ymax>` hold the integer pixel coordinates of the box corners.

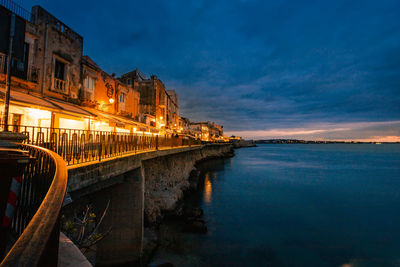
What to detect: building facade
<box><xmin>166</xmin><ymin>90</ymin><xmax>179</xmax><ymax>131</ymax></box>
<box><xmin>121</xmin><ymin>71</ymin><xmax>167</xmax><ymax>129</ymax></box>
<box><xmin>0</xmin><ymin>1</ymin><xmax>226</xmax><ymax>140</ymax></box>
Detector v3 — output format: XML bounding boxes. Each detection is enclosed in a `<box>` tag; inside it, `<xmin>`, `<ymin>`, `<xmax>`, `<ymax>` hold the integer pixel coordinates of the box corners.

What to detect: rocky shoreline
<box><xmin>142</xmin><ymin>149</ymin><xmax>234</xmax><ymax>267</ymax></box>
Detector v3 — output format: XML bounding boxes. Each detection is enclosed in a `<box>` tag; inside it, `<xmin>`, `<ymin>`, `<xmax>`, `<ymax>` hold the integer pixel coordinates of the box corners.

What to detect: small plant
<box><xmin>61</xmin><ymin>200</ymin><xmax>112</xmax><ymax>253</ymax></box>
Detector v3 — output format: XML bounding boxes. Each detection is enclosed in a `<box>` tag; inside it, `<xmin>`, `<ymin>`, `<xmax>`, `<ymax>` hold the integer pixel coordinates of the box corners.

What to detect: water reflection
<box><xmin>204</xmin><ymin>172</ymin><xmax>212</xmax><ymax>203</ymax></box>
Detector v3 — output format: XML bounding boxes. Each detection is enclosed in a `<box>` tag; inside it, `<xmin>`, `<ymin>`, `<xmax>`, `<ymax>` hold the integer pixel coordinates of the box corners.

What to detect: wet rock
<box><xmin>142</xmin><ymin>228</ymin><xmax>159</xmax><ymax>262</ymax></box>
<box><xmin>188</xmin><ymin>169</ymin><xmax>201</xmax><ymax>189</ymax></box>
<box><xmin>183</xmin><ymin>206</ymin><xmax>203</xmax><ymax>219</ymax></box>
<box><xmin>184</xmin><ymin>219</ymin><xmax>207</xmax><ymax>234</ymax></box>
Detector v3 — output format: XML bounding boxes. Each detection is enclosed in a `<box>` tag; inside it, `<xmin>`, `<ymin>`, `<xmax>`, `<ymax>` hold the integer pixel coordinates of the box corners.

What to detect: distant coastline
<box><xmin>255</xmin><ymin>139</ymin><xmax>400</xmax><ymax>144</ymax></box>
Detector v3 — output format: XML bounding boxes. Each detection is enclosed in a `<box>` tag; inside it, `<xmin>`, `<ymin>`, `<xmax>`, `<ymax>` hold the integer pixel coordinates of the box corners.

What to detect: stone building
<box><xmin>0</xmin><ymin>3</ymin><xmax>145</xmax><ymax>134</ymax></box>
<box><xmin>81</xmin><ymin>56</ymin><xmax>119</xmax><ymax>115</ymax></box>
<box><xmin>1</xmin><ymin>4</ymin><xmax>88</xmax><ymax>130</ymax></box>
<box><xmin>0</xmin><ymin>1</ymin><xmax>224</xmax><ymax>138</ymax></box>
<box><xmin>178</xmin><ymin>116</ymin><xmax>191</xmax><ymax>135</ymax></box>
<box><xmin>166</xmin><ymin>90</ymin><xmax>179</xmax><ymax>131</ymax></box>
<box><xmin>188</xmin><ymin>122</ymin><xmax>203</xmax><ymax>140</ymax></box>
<box><xmin>189</xmin><ymin>121</ymin><xmax>224</xmax><ymax>141</ymax></box>
<box><xmin>80</xmin><ymin>56</ymin><xmax>142</xmax><ymax>132</ymax></box>
<box><xmin>121</xmin><ymin>70</ymin><xmax>166</xmax><ymax>129</ymax></box>
<box><xmin>30</xmin><ymin>5</ymin><xmax>83</xmax><ymax>101</ymax></box>
<box><xmin>116</xmin><ymin>79</ymin><xmax>140</xmax><ymax>121</ymax></box>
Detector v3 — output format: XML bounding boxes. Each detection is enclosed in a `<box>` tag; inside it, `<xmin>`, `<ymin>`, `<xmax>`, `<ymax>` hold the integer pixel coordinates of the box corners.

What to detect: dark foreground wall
<box><xmin>65</xmin><ymin>144</ymin><xmax>233</xmax><ymax>266</ymax></box>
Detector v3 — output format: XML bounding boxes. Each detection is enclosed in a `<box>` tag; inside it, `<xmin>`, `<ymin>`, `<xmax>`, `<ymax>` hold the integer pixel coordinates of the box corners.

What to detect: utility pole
<box><xmin>3</xmin><ymin>13</ymin><xmax>16</xmax><ymax>132</ymax></box>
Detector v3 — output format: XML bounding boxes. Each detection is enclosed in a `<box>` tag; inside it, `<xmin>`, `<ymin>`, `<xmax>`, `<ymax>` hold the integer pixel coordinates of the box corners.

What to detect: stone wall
<box><xmin>142</xmin><ymin>144</ymin><xmax>233</xmax><ymax>223</ymax></box>
<box><xmin>66</xmin><ymin>144</ymin><xmax>233</xmax><ymax>265</ymax></box>
<box><xmin>31</xmin><ymin>5</ymin><xmax>83</xmax><ymax>100</ymax></box>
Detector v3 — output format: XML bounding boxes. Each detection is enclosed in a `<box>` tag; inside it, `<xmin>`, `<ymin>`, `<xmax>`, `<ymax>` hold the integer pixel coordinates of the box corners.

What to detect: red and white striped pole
<box><xmin>2</xmin><ymin>176</ymin><xmax>22</xmax><ymax>227</ymax></box>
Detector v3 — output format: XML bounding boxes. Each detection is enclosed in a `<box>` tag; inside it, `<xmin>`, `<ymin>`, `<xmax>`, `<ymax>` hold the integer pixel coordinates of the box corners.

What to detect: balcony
<box><xmin>53</xmin><ymin>78</ymin><xmax>67</xmax><ymax>94</ymax></box>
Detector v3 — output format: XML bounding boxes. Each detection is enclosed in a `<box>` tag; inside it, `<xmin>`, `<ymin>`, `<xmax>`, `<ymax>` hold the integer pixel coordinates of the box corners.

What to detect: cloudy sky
<box><xmin>23</xmin><ymin>0</ymin><xmax>400</xmax><ymax>140</ymax></box>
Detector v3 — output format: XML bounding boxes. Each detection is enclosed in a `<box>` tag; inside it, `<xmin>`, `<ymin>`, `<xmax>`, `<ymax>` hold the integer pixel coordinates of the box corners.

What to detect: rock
<box><xmin>144</xmin><ymin>144</ymin><xmax>233</xmax><ymax>224</ymax></box>
<box><xmin>184</xmin><ymin>219</ymin><xmax>207</xmax><ymax>234</ymax></box>
<box><xmin>142</xmin><ymin>228</ymin><xmax>159</xmax><ymax>262</ymax></box>
<box><xmin>188</xmin><ymin>169</ymin><xmax>201</xmax><ymax>189</ymax></box>
<box><xmin>183</xmin><ymin>207</ymin><xmax>203</xmax><ymax>219</ymax></box>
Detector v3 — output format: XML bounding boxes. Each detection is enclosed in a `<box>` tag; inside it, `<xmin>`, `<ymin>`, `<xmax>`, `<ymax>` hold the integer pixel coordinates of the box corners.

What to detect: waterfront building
<box><xmin>121</xmin><ymin>70</ymin><xmax>168</xmax><ymax>130</ymax></box>
<box><xmin>0</xmin><ymin>1</ymin><xmax>225</xmax><ymax>139</ymax></box>
<box><xmin>166</xmin><ymin>90</ymin><xmax>179</xmax><ymax>131</ymax></box>
<box><xmin>189</xmin><ymin>121</ymin><xmax>224</xmax><ymax>141</ymax></box>
<box><xmin>0</xmin><ymin>4</ymin><xmax>92</xmax><ymax>132</ymax></box>
<box><xmin>0</xmin><ymin>3</ymin><xmax>154</xmax><ymax>134</ymax></box>
<box><xmin>188</xmin><ymin>123</ymin><xmax>203</xmax><ymax>140</ymax></box>
<box><xmin>80</xmin><ymin>56</ymin><xmax>145</xmax><ymax>133</ymax></box>
<box><xmin>178</xmin><ymin>116</ymin><xmax>191</xmax><ymax>136</ymax></box>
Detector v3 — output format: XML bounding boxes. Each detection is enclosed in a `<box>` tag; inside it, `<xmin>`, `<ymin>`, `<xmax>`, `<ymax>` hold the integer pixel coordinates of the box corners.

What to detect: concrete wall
<box><xmin>66</xmin><ymin>144</ymin><xmax>233</xmax><ymax>266</ymax></box>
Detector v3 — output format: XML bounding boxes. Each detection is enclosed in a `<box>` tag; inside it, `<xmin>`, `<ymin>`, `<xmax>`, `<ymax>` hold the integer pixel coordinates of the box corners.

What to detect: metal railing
<box><xmin>0</xmin><ymin>0</ymin><xmax>32</xmax><ymax>21</ymax></box>
<box><xmin>1</xmin><ymin>125</ymin><xmax>202</xmax><ymax>165</ymax></box>
<box><xmin>0</xmin><ymin>144</ymin><xmax>68</xmax><ymax>266</ymax></box>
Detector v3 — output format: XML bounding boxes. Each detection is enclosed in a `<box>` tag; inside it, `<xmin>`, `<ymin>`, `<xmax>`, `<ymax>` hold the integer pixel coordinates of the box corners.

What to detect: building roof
<box><xmin>121</xmin><ymin>68</ymin><xmax>147</xmax><ymax>81</ymax></box>
<box><xmin>82</xmin><ymin>55</ymin><xmax>100</xmax><ymax>71</ymax></box>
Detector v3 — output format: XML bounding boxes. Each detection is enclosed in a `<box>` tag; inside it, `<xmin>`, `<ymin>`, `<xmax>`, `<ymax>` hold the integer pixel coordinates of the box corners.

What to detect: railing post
<box><xmin>156</xmin><ymin>135</ymin><xmax>159</xmax><ymax>150</ymax></box>
<box><xmin>98</xmin><ymin>133</ymin><xmax>102</xmax><ymax>162</ymax></box>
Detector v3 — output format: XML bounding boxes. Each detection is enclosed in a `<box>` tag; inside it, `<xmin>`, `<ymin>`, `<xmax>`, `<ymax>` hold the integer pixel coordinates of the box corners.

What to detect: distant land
<box><xmin>255</xmin><ymin>139</ymin><xmax>400</xmax><ymax>144</ymax></box>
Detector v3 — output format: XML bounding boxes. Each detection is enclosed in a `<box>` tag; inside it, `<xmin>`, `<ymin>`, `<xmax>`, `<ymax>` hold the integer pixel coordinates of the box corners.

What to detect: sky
<box><xmin>21</xmin><ymin>0</ymin><xmax>400</xmax><ymax>141</ymax></box>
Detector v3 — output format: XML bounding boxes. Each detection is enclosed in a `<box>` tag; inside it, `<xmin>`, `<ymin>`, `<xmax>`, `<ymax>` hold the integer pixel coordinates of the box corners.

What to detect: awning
<box><xmin>0</xmin><ymin>88</ymin><xmax>58</xmax><ymax>110</ymax></box>
<box><xmin>81</xmin><ymin>106</ymin><xmax>159</xmax><ymax>133</ymax></box>
<box><xmin>0</xmin><ymin>89</ymin><xmax>96</xmax><ymax>118</ymax></box>
<box><xmin>45</xmin><ymin>98</ymin><xmax>95</xmax><ymax>117</ymax></box>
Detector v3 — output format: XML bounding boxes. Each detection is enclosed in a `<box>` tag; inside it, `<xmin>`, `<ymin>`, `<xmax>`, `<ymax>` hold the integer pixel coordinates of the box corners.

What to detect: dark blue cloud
<box><xmin>22</xmin><ymin>0</ymin><xmax>400</xmax><ymax>138</ymax></box>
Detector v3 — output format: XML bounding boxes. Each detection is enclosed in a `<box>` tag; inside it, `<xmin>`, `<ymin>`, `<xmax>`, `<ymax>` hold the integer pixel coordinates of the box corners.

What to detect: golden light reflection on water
<box><xmin>204</xmin><ymin>172</ymin><xmax>212</xmax><ymax>203</ymax></box>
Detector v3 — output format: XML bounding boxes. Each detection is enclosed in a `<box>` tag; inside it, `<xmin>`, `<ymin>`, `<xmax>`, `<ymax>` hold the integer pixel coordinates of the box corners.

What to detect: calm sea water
<box><xmin>153</xmin><ymin>144</ymin><xmax>400</xmax><ymax>267</ymax></box>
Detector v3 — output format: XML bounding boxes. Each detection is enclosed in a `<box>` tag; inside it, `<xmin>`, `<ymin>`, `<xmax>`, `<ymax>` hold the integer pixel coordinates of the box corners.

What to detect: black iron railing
<box><xmin>0</xmin><ymin>0</ymin><xmax>32</xmax><ymax>21</ymax></box>
<box><xmin>0</xmin><ymin>144</ymin><xmax>68</xmax><ymax>266</ymax></box>
<box><xmin>0</xmin><ymin>125</ymin><xmax>202</xmax><ymax>165</ymax></box>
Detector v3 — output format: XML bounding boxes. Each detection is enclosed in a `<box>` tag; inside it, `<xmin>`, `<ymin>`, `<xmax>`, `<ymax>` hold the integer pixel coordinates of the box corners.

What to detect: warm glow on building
<box><xmin>91</xmin><ymin>120</ymin><xmax>114</xmax><ymax>132</ymax></box>
<box><xmin>116</xmin><ymin>127</ymin><xmax>130</xmax><ymax>133</ymax></box>
<box><xmin>59</xmin><ymin>118</ymin><xmax>87</xmax><ymax>130</ymax></box>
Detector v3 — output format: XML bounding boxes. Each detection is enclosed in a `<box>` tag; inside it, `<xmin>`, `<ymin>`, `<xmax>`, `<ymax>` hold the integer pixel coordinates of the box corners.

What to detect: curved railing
<box><xmin>0</xmin><ymin>144</ymin><xmax>68</xmax><ymax>266</ymax></box>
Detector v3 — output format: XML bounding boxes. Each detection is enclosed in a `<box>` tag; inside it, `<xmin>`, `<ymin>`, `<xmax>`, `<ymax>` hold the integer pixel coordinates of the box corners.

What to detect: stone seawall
<box><xmin>231</xmin><ymin>139</ymin><xmax>257</xmax><ymax>148</ymax></box>
<box><xmin>143</xmin><ymin>144</ymin><xmax>233</xmax><ymax>224</ymax></box>
<box><xmin>65</xmin><ymin>144</ymin><xmax>233</xmax><ymax>265</ymax></box>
